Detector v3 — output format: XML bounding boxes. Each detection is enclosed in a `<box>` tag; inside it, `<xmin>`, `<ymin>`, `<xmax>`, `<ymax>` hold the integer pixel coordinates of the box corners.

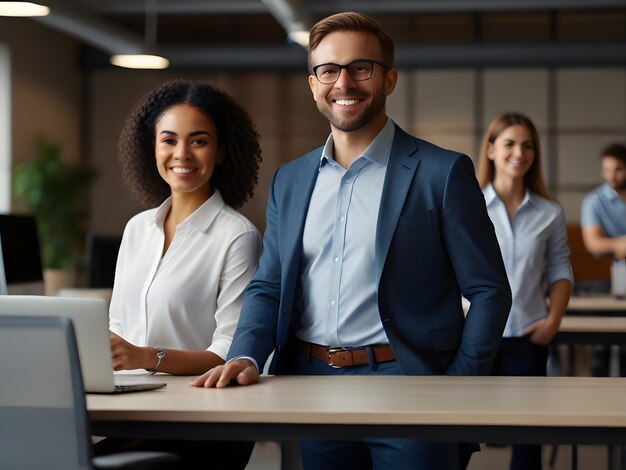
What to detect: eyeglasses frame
<box><xmin>311</xmin><ymin>58</ymin><xmax>389</xmax><ymax>84</ymax></box>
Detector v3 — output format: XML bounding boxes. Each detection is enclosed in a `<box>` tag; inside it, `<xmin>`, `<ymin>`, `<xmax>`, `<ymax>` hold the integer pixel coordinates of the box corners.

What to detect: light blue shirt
<box><xmin>483</xmin><ymin>184</ymin><xmax>573</xmax><ymax>337</ymax></box>
<box><xmin>296</xmin><ymin>118</ymin><xmax>395</xmax><ymax>347</ymax></box>
<box><xmin>581</xmin><ymin>183</ymin><xmax>626</xmax><ymax>237</ymax></box>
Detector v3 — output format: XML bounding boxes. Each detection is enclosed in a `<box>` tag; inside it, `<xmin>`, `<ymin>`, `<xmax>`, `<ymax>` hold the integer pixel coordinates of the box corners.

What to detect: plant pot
<box><xmin>44</xmin><ymin>268</ymin><xmax>77</xmax><ymax>296</ymax></box>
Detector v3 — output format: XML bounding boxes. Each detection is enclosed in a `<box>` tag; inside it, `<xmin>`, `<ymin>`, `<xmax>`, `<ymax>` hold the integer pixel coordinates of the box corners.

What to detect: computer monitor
<box><xmin>85</xmin><ymin>233</ymin><xmax>122</xmax><ymax>288</ymax></box>
<box><xmin>0</xmin><ymin>214</ymin><xmax>45</xmax><ymax>295</ymax></box>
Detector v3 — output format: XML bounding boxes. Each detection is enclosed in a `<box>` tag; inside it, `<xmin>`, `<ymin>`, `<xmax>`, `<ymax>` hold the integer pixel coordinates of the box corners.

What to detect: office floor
<box><xmin>245</xmin><ymin>441</ymin><xmax>611</xmax><ymax>469</ymax></box>
<box><xmin>468</xmin><ymin>444</ymin><xmax>609</xmax><ymax>469</ymax></box>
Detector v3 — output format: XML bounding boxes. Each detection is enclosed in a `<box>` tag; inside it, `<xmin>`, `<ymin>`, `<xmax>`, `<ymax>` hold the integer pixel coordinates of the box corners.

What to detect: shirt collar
<box><xmin>483</xmin><ymin>182</ymin><xmax>534</xmax><ymax>209</ymax></box>
<box><xmin>483</xmin><ymin>183</ymin><xmax>498</xmax><ymax>206</ymax></box>
<box><xmin>601</xmin><ymin>182</ymin><xmax>622</xmax><ymax>203</ymax></box>
<box><xmin>152</xmin><ymin>190</ymin><xmax>225</xmax><ymax>233</ymax></box>
<box><xmin>525</xmin><ymin>190</ymin><xmax>540</xmax><ymax>209</ymax></box>
<box><xmin>319</xmin><ymin>118</ymin><xmax>395</xmax><ymax>170</ymax></box>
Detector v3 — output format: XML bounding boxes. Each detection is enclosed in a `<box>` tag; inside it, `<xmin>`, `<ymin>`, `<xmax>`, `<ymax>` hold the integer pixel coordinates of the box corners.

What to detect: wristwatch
<box><xmin>148</xmin><ymin>347</ymin><xmax>165</xmax><ymax>375</ymax></box>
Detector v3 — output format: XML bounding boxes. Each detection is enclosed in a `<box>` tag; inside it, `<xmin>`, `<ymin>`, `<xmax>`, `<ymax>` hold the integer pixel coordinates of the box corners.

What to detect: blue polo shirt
<box><xmin>581</xmin><ymin>183</ymin><xmax>626</xmax><ymax>237</ymax></box>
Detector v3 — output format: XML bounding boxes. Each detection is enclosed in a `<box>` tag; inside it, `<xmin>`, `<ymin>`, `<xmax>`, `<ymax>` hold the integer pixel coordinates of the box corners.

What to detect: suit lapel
<box><xmin>282</xmin><ymin>151</ymin><xmax>321</xmax><ymax>274</ymax></box>
<box><xmin>375</xmin><ymin>127</ymin><xmax>420</xmax><ymax>283</ymax></box>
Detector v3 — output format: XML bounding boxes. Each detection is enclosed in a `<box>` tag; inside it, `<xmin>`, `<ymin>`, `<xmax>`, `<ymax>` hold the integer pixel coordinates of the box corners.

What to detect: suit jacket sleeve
<box><xmin>442</xmin><ymin>155</ymin><xmax>511</xmax><ymax>376</ymax></box>
<box><xmin>226</xmin><ymin>169</ymin><xmax>282</xmax><ymax>366</ymax></box>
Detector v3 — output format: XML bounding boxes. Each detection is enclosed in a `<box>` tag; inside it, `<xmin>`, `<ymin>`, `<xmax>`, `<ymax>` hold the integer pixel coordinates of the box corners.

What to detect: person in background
<box><xmin>581</xmin><ymin>143</ymin><xmax>626</xmax><ymax>379</ymax></box>
<box><xmin>477</xmin><ymin>112</ymin><xmax>573</xmax><ymax>470</ymax></box>
<box><xmin>103</xmin><ymin>78</ymin><xmax>262</xmax><ymax>469</ymax></box>
<box><xmin>193</xmin><ymin>11</ymin><xmax>511</xmax><ymax>470</ymax></box>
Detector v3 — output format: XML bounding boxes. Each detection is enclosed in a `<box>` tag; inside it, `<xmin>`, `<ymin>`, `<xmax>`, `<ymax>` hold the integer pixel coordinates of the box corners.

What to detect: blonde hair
<box><xmin>476</xmin><ymin>112</ymin><xmax>554</xmax><ymax>201</ymax></box>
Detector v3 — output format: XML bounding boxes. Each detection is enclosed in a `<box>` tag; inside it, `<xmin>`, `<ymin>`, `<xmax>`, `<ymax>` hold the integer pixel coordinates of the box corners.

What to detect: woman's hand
<box><xmin>523</xmin><ymin>317</ymin><xmax>561</xmax><ymax>345</ymax></box>
<box><xmin>109</xmin><ymin>331</ymin><xmax>154</xmax><ymax>371</ymax></box>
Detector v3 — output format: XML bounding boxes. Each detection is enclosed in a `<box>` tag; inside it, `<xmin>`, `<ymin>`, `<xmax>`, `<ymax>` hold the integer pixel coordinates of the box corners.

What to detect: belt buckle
<box><xmin>327</xmin><ymin>347</ymin><xmax>348</xmax><ymax>368</ymax></box>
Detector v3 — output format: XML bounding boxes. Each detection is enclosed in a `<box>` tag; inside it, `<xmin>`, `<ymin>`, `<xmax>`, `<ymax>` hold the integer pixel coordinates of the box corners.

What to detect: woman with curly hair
<box><xmin>101</xmin><ymin>79</ymin><xmax>262</xmax><ymax>468</ymax></box>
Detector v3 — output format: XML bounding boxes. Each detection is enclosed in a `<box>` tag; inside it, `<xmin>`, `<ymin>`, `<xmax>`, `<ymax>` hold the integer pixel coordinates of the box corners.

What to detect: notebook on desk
<box><xmin>0</xmin><ymin>295</ymin><xmax>166</xmax><ymax>393</ymax></box>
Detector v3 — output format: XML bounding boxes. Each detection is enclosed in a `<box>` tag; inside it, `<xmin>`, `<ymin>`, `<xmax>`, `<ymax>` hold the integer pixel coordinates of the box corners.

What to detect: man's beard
<box><xmin>317</xmin><ymin>89</ymin><xmax>385</xmax><ymax>132</ymax></box>
<box><xmin>609</xmin><ymin>179</ymin><xmax>626</xmax><ymax>192</ymax></box>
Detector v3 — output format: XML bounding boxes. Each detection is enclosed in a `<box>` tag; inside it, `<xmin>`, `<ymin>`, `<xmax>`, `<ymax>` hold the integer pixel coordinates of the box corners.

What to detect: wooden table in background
<box><xmin>555</xmin><ymin>316</ymin><xmax>626</xmax><ymax>347</ymax></box>
<box><xmin>566</xmin><ymin>296</ymin><xmax>626</xmax><ymax>316</ymax></box>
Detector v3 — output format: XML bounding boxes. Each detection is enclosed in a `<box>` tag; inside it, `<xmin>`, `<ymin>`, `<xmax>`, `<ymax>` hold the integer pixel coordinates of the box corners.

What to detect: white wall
<box><xmin>0</xmin><ymin>43</ymin><xmax>10</xmax><ymax>213</ymax></box>
<box><xmin>0</xmin><ymin>17</ymin><xmax>83</xmax><ymax>212</ymax></box>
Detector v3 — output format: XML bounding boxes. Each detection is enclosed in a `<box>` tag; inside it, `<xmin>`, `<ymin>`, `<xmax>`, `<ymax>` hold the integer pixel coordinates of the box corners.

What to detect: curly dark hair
<box><xmin>117</xmin><ymin>78</ymin><xmax>262</xmax><ymax>209</ymax></box>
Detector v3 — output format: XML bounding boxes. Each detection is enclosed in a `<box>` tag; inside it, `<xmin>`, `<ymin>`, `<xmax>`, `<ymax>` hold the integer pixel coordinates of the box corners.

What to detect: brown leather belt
<box><xmin>299</xmin><ymin>340</ymin><xmax>395</xmax><ymax>368</ymax></box>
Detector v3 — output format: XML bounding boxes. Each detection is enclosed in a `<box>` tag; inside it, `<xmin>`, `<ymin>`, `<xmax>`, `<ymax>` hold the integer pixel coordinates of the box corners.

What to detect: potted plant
<box><xmin>11</xmin><ymin>137</ymin><xmax>96</xmax><ymax>294</ymax></box>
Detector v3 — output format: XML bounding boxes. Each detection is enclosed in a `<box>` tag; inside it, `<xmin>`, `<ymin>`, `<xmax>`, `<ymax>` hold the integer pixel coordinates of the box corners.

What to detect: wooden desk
<box><xmin>88</xmin><ymin>375</ymin><xmax>626</xmax><ymax>446</ymax></box>
<box><xmin>554</xmin><ymin>316</ymin><xmax>626</xmax><ymax>346</ymax></box>
<box><xmin>567</xmin><ymin>296</ymin><xmax>626</xmax><ymax>316</ymax></box>
<box><xmin>553</xmin><ymin>297</ymin><xmax>626</xmax><ymax>370</ymax></box>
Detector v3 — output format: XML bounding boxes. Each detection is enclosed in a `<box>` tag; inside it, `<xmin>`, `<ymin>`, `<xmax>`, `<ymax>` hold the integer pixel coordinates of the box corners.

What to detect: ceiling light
<box><xmin>110</xmin><ymin>54</ymin><xmax>169</xmax><ymax>70</ymax></box>
<box><xmin>287</xmin><ymin>30</ymin><xmax>309</xmax><ymax>49</ymax></box>
<box><xmin>109</xmin><ymin>0</ymin><xmax>169</xmax><ymax>70</ymax></box>
<box><xmin>0</xmin><ymin>2</ymin><xmax>49</xmax><ymax>17</ymax></box>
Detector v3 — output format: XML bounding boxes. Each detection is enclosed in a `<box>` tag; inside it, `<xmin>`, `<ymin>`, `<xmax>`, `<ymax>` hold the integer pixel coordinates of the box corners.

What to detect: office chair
<box><xmin>0</xmin><ymin>315</ymin><xmax>180</xmax><ymax>470</ymax></box>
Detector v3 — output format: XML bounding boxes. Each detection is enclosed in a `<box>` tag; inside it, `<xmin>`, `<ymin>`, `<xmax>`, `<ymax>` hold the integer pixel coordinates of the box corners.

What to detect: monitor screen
<box><xmin>0</xmin><ymin>214</ymin><xmax>45</xmax><ymax>295</ymax></box>
<box><xmin>86</xmin><ymin>234</ymin><xmax>122</xmax><ymax>288</ymax></box>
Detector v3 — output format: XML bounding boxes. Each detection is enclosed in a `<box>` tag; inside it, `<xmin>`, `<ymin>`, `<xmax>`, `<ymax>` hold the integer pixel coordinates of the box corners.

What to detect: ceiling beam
<box><xmin>99</xmin><ymin>42</ymin><xmax>626</xmax><ymax>70</ymax></box>
<box><xmin>262</xmin><ymin>0</ymin><xmax>313</xmax><ymax>32</ymax></box>
<box><xmin>92</xmin><ymin>0</ymin><xmax>267</xmax><ymax>16</ymax></box>
<box><xmin>34</xmin><ymin>0</ymin><xmax>626</xmax><ymax>71</ymax></box>
<box><xmin>309</xmin><ymin>0</ymin><xmax>626</xmax><ymax>14</ymax></box>
<box><xmin>36</xmin><ymin>2</ymin><xmax>145</xmax><ymax>54</ymax></box>
<box><xmin>395</xmin><ymin>42</ymin><xmax>626</xmax><ymax>67</ymax></box>
<box><xmin>93</xmin><ymin>0</ymin><xmax>626</xmax><ymax>16</ymax></box>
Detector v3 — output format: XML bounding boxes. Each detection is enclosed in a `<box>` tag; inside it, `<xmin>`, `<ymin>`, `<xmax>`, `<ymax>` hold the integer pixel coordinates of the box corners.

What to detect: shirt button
<box><xmin>330</xmin><ymin>300</ymin><xmax>336</xmax><ymax>306</ymax></box>
<box><xmin>334</xmin><ymin>257</ymin><xmax>339</xmax><ymax>263</ymax></box>
<box><xmin>339</xmin><ymin>216</ymin><xmax>344</xmax><ymax>222</ymax></box>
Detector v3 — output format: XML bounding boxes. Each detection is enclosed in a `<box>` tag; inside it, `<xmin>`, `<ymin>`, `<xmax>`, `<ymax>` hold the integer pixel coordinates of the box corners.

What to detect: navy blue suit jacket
<box><xmin>228</xmin><ymin>125</ymin><xmax>511</xmax><ymax>376</ymax></box>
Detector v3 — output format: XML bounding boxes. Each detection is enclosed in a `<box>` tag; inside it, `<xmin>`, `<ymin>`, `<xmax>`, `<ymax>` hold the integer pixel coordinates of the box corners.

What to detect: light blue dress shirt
<box><xmin>581</xmin><ymin>183</ymin><xmax>626</xmax><ymax>237</ymax></box>
<box><xmin>296</xmin><ymin>118</ymin><xmax>395</xmax><ymax>347</ymax></box>
<box><xmin>483</xmin><ymin>184</ymin><xmax>573</xmax><ymax>337</ymax></box>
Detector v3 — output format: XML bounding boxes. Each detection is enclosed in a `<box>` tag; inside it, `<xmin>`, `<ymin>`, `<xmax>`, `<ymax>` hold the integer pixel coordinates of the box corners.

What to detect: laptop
<box><xmin>0</xmin><ymin>295</ymin><xmax>166</xmax><ymax>393</ymax></box>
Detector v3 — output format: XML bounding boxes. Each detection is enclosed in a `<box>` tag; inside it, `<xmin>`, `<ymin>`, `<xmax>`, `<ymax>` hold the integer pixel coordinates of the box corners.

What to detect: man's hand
<box><xmin>190</xmin><ymin>359</ymin><xmax>259</xmax><ymax>388</ymax></box>
<box><xmin>615</xmin><ymin>236</ymin><xmax>626</xmax><ymax>260</ymax></box>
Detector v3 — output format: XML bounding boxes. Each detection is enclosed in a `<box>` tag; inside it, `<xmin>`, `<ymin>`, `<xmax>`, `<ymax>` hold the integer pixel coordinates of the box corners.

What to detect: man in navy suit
<box><xmin>193</xmin><ymin>11</ymin><xmax>511</xmax><ymax>470</ymax></box>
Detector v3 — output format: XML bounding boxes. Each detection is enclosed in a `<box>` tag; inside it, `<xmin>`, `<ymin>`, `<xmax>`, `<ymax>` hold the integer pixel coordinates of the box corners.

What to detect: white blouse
<box><xmin>109</xmin><ymin>190</ymin><xmax>261</xmax><ymax>360</ymax></box>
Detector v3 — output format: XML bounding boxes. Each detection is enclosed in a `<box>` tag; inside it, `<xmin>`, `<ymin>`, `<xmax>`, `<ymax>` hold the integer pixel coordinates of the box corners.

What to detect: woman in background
<box><xmin>477</xmin><ymin>112</ymin><xmax>573</xmax><ymax>470</ymax></box>
<box><xmin>103</xmin><ymin>78</ymin><xmax>262</xmax><ymax>469</ymax></box>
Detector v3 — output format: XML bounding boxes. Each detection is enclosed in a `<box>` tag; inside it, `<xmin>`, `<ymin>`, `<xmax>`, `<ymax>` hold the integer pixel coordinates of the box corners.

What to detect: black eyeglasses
<box><xmin>312</xmin><ymin>59</ymin><xmax>388</xmax><ymax>84</ymax></box>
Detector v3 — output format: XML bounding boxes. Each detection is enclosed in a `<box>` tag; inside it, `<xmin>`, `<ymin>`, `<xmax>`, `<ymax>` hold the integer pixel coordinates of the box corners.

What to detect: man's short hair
<box><xmin>601</xmin><ymin>143</ymin><xmax>626</xmax><ymax>165</ymax></box>
<box><xmin>307</xmin><ymin>11</ymin><xmax>395</xmax><ymax>72</ymax></box>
